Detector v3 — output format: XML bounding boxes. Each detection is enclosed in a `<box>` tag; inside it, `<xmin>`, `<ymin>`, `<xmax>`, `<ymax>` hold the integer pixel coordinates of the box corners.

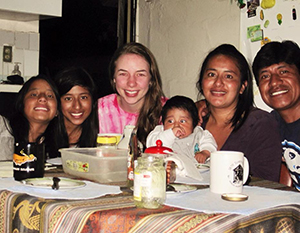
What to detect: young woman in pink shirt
<box><xmin>98</xmin><ymin>42</ymin><xmax>166</xmax><ymax>148</ymax></box>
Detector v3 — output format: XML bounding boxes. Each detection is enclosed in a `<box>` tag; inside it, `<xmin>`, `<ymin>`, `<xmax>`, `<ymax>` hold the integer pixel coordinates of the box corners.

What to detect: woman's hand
<box><xmin>195</xmin><ymin>100</ymin><xmax>208</xmax><ymax>125</ymax></box>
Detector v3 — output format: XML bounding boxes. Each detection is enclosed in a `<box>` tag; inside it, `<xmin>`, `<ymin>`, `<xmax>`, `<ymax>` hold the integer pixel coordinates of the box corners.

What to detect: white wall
<box><xmin>0</xmin><ymin>19</ymin><xmax>39</xmax><ymax>82</ymax></box>
<box><xmin>136</xmin><ymin>0</ymin><xmax>240</xmax><ymax>101</ymax></box>
<box><xmin>0</xmin><ymin>0</ymin><xmax>62</xmax><ymax>83</ymax></box>
<box><xmin>0</xmin><ymin>0</ymin><xmax>62</xmax><ymax>17</ymax></box>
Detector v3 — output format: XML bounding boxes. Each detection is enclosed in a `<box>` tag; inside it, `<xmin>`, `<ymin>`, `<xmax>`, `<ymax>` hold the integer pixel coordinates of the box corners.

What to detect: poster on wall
<box><xmin>240</xmin><ymin>0</ymin><xmax>300</xmax><ymax>111</ymax></box>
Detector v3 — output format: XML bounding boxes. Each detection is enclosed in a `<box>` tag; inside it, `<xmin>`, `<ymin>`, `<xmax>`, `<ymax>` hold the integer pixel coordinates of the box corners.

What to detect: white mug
<box><xmin>210</xmin><ymin>151</ymin><xmax>249</xmax><ymax>194</ymax></box>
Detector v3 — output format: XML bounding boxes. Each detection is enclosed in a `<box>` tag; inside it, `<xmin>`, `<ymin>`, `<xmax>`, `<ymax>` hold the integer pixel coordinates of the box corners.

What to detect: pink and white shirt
<box><xmin>98</xmin><ymin>93</ymin><xmax>167</xmax><ymax>134</ymax></box>
<box><xmin>98</xmin><ymin>94</ymin><xmax>138</xmax><ymax>134</ymax></box>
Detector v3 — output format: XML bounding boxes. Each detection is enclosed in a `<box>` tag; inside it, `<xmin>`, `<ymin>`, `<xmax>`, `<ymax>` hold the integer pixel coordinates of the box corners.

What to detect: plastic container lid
<box><xmin>144</xmin><ymin>140</ymin><xmax>173</xmax><ymax>154</ymax></box>
<box><xmin>97</xmin><ymin>136</ymin><xmax>117</xmax><ymax>144</ymax></box>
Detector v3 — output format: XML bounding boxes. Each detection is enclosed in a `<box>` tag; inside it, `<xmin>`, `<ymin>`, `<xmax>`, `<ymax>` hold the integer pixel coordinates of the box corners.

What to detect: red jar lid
<box><xmin>144</xmin><ymin>140</ymin><xmax>173</xmax><ymax>154</ymax></box>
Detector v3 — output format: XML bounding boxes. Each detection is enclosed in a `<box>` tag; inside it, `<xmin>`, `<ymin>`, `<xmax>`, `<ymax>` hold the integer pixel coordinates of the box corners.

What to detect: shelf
<box><xmin>0</xmin><ymin>0</ymin><xmax>62</xmax><ymax>21</ymax></box>
<box><xmin>0</xmin><ymin>84</ymin><xmax>22</xmax><ymax>93</ymax></box>
<box><xmin>0</xmin><ymin>9</ymin><xmax>53</xmax><ymax>21</ymax></box>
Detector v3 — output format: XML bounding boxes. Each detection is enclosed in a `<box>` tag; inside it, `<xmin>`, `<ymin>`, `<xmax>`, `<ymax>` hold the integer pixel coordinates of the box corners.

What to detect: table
<box><xmin>1</xmin><ymin>169</ymin><xmax>299</xmax><ymax>233</ymax></box>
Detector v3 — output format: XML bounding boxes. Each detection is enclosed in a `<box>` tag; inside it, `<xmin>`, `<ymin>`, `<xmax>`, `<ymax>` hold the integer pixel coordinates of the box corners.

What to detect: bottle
<box><xmin>117</xmin><ymin>125</ymin><xmax>135</xmax><ymax>150</ymax></box>
<box><xmin>11</xmin><ymin>62</ymin><xmax>22</xmax><ymax>76</ymax></box>
<box><xmin>127</xmin><ymin>128</ymin><xmax>141</xmax><ymax>187</ymax></box>
<box><xmin>97</xmin><ymin>135</ymin><xmax>117</xmax><ymax>148</ymax></box>
<box><xmin>13</xmin><ymin>142</ymin><xmax>45</xmax><ymax>181</ymax></box>
<box><xmin>134</xmin><ymin>154</ymin><xmax>166</xmax><ymax>209</ymax></box>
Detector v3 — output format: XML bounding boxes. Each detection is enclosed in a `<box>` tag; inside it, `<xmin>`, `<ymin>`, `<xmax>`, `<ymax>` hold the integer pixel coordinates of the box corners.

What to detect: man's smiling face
<box><xmin>258</xmin><ymin>62</ymin><xmax>300</xmax><ymax>117</ymax></box>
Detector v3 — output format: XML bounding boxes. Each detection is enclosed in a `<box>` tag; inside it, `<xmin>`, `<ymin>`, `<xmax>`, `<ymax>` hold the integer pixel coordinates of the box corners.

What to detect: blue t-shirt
<box><xmin>272</xmin><ymin>110</ymin><xmax>300</xmax><ymax>191</ymax></box>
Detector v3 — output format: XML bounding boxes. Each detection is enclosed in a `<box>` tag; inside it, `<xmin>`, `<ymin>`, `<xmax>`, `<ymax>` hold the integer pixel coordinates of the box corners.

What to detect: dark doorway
<box><xmin>39</xmin><ymin>0</ymin><xmax>120</xmax><ymax>98</ymax></box>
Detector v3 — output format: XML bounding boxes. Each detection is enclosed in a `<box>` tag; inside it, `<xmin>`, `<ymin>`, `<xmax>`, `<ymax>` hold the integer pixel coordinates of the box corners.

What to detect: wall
<box><xmin>0</xmin><ymin>0</ymin><xmax>62</xmax><ymax>16</ymax></box>
<box><xmin>0</xmin><ymin>19</ymin><xmax>39</xmax><ymax>82</ymax></box>
<box><xmin>136</xmin><ymin>0</ymin><xmax>240</xmax><ymax>101</ymax></box>
<box><xmin>0</xmin><ymin>0</ymin><xmax>62</xmax><ymax>83</ymax></box>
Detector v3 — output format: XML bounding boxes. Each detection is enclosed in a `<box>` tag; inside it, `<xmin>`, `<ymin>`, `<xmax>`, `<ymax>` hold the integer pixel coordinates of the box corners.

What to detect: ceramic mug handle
<box><xmin>243</xmin><ymin>157</ymin><xmax>250</xmax><ymax>184</ymax></box>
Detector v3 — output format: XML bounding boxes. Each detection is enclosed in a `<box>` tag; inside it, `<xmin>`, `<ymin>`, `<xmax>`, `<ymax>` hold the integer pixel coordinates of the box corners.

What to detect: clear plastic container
<box><xmin>59</xmin><ymin>147</ymin><xmax>127</xmax><ymax>183</ymax></box>
<box><xmin>134</xmin><ymin>154</ymin><xmax>166</xmax><ymax>209</ymax></box>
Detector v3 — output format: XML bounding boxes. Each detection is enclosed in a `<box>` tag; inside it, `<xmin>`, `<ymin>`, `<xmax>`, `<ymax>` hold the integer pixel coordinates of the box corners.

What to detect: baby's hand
<box><xmin>172</xmin><ymin>126</ymin><xmax>185</xmax><ymax>138</ymax></box>
<box><xmin>194</xmin><ymin>150</ymin><xmax>210</xmax><ymax>163</ymax></box>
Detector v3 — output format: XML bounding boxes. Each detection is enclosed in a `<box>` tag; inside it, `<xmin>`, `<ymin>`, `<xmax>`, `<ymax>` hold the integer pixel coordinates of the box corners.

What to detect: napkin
<box><xmin>165</xmin><ymin>186</ymin><xmax>300</xmax><ymax>215</ymax></box>
<box><xmin>165</xmin><ymin>153</ymin><xmax>203</xmax><ymax>181</ymax></box>
<box><xmin>0</xmin><ymin>177</ymin><xmax>122</xmax><ymax>200</ymax></box>
<box><xmin>175</xmin><ymin>169</ymin><xmax>209</xmax><ymax>185</ymax></box>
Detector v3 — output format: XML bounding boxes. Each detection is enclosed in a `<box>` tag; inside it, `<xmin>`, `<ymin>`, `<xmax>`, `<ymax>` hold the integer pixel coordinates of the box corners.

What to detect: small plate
<box><xmin>46</xmin><ymin>157</ymin><xmax>62</xmax><ymax>166</ymax></box>
<box><xmin>22</xmin><ymin>177</ymin><xmax>85</xmax><ymax>189</ymax></box>
<box><xmin>166</xmin><ymin>184</ymin><xmax>197</xmax><ymax>194</ymax></box>
<box><xmin>221</xmin><ymin>193</ymin><xmax>248</xmax><ymax>202</ymax></box>
<box><xmin>196</xmin><ymin>163</ymin><xmax>210</xmax><ymax>170</ymax></box>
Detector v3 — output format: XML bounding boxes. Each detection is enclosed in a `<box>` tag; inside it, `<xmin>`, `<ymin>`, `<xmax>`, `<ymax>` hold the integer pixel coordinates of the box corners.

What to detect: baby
<box><xmin>146</xmin><ymin>95</ymin><xmax>217</xmax><ymax>163</ymax></box>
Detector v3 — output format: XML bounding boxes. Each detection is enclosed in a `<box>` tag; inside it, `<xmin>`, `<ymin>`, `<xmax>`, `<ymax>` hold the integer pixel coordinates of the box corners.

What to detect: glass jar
<box><xmin>134</xmin><ymin>154</ymin><xmax>166</xmax><ymax>209</ymax></box>
<box><xmin>144</xmin><ymin>139</ymin><xmax>175</xmax><ymax>184</ymax></box>
<box><xmin>97</xmin><ymin>136</ymin><xmax>117</xmax><ymax>148</ymax></box>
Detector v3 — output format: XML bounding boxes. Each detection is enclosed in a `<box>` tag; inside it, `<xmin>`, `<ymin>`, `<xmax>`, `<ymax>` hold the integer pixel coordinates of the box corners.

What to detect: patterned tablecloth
<box><xmin>0</xmin><ymin>174</ymin><xmax>299</xmax><ymax>233</ymax></box>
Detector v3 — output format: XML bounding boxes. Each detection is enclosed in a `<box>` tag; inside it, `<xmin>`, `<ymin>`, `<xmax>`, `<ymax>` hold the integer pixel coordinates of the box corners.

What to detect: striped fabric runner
<box><xmin>0</xmin><ymin>176</ymin><xmax>298</xmax><ymax>233</ymax></box>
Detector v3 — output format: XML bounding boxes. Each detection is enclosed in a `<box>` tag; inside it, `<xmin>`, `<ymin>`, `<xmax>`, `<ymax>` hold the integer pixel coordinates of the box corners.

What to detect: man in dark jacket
<box><xmin>252</xmin><ymin>40</ymin><xmax>300</xmax><ymax>191</ymax></box>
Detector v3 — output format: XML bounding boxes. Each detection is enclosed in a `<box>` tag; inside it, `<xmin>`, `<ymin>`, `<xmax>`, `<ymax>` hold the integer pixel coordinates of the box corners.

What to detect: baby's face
<box><xmin>164</xmin><ymin>108</ymin><xmax>194</xmax><ymax>138</ymax></box>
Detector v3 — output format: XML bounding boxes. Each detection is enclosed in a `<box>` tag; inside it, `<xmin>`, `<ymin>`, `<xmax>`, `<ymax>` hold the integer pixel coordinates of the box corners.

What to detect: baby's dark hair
<box><xmin>161</xmin><ymin>95</ymin><xmax>199</xmax><ymax>128</ymax></box>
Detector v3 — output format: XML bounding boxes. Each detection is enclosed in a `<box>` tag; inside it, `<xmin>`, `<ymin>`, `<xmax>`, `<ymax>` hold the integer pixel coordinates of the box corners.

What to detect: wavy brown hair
<box><xmin>109</xmin><ymin>42</ymin><xmax>165</xmax><ymax>148</ymax></box>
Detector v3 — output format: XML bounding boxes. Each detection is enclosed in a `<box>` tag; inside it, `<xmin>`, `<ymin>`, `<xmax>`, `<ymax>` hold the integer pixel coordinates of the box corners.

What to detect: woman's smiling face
<box><xmin>201</xmin><ymin>55</ymin><xmax>246</xmax><ymax>110</ymax></box>
<box><xmin>24</xmin><ymin>79</ymin><xmax>58</xmax><ymax>125</ymax></box>
<box><xmin>61</xmin><ymin>85</ymin><xmax>92</xmax><ymax>128</ymax></box>
<box><xmin>114</xmin><ymin>53</ymin><xmax>151</xmax><ymax>113</ymax></box>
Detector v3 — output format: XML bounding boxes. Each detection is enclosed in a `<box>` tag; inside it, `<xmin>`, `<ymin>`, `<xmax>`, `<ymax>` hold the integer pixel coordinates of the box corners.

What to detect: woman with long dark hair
<box><xmin>197</xmin><ymin>44</ymin><xmax>282</xmax><ymax>182</ymax></box>
<box><xmin>54</xmin><ymin>67</ymin><xmax>98</xmax><ymax>151</ymax></box>
<box><xmin>9</xmin><ymin>74</ymin><xmax>60</xmax><ymax>159</ymax></box>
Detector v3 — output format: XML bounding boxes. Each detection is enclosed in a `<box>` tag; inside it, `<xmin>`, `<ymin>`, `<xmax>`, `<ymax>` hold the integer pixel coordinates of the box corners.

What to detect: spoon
<box><xmin>166</xmin><ymin>184</ymin><xmax>177</xmax><ymax>192</ymax></box>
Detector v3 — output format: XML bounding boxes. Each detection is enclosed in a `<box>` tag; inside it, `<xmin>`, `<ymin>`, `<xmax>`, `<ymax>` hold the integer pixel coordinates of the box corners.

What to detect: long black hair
<box><xmin>9</xmin><ymin>74</ymin><xmax>61</xmax><ymax>144</ymax></box>
<box><xmin>196</xmin><ymin>44</ymin><xmax>254</xmax><ymax>131</ymax></box>
<box><xmin>54</xmin><ymin>67</ymin><xmax>98</xmax><ymax>149</ymax></box>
